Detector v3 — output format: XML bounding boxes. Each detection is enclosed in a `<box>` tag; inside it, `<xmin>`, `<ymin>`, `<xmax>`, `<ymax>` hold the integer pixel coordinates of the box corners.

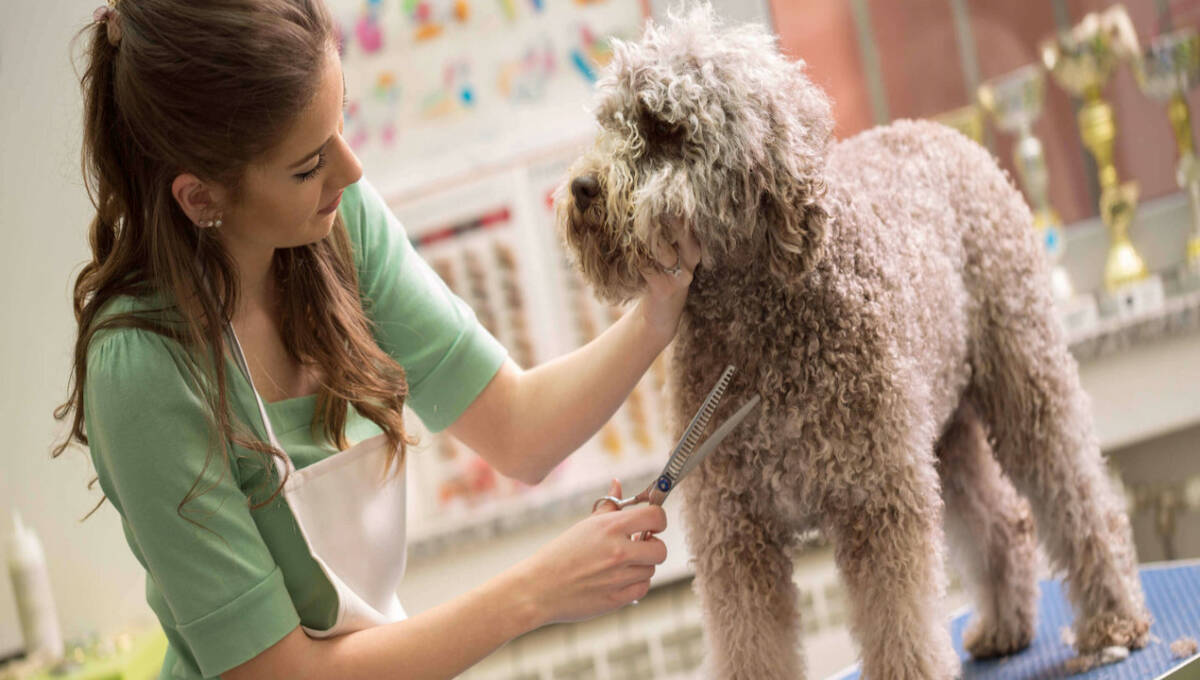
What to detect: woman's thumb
<box><xmin>593</xmin><ymin>478</ymin><xmax>624</xmax><ymax>514</ymax></box>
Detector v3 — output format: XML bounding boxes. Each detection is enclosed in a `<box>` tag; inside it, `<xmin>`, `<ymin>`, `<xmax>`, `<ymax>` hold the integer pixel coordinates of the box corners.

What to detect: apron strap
<box><xmin>224</xmin><ymin>324</ymin><xmax>294</xmax><ymax>481</ymax></box>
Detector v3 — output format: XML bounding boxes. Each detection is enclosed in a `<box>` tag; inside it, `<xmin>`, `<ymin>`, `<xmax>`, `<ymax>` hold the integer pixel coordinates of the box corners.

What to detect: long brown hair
<box><xmin>55</xmin><ymin>0</ymin><xmax>414</xmax><ymax>526</ymax></box>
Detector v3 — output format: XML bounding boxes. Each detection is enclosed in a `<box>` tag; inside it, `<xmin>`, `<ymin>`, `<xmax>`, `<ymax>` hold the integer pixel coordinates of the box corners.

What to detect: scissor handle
<box><xmin>591</xmin><ymin>488</ymin><xmax>650</xmax><ymax>513</ymax></box>
<box><xmin>591</xmin><ymin>495</ymin><xmax>633</xmax><ymax>512</ymax></box>
<box><xmin>591</xmin><ymin>490</ymin><xmax>657</xmax><ymax>541</ymax></box>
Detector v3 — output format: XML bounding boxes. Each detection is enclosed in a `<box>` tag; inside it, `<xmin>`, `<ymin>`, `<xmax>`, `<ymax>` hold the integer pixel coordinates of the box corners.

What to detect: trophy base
<box><xmin>1098</xmin><ymin>274</ymin><xmax>1166</xmax><ymax>320</ymax></box>
<box><xmin>1056</xmin><ymin>292</ymin><xmax>1100</xmax><ymax>339</ymax></box>
<box><xmin>1050</xmin><ymin>265</ymin><xmax>1074</xmax><ymax>301</ymax></box>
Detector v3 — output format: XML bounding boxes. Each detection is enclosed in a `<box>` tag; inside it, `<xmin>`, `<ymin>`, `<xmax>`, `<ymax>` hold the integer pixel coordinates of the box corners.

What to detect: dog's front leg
<box><xmin>681</xmin><ymin>455</ymin><xmax>806</xmax><ymax>680</ymax></box>
<box><xmin>822</xmin><ymin>447</ymin><xmax>959</xmax><ymax>680</ymax></box>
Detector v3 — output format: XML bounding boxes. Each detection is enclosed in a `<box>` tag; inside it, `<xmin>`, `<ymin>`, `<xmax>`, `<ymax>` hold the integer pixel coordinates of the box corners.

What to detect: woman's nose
<box><xmin>571</xmin><ymin>174</ymin><xmax>600</xmax><ymax>210</ymax></box>
<box><xmin>333</xmin><ymin>130</ymin><xmax>364</xmax><ymax>187</ymax></box>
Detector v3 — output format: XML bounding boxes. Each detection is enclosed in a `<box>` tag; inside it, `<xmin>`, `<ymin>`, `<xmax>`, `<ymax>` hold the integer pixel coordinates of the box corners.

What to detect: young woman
<box><xmin>55</xmin><ymin>1</ymin><xmax>700</xmax><ymax>678</ymax></box>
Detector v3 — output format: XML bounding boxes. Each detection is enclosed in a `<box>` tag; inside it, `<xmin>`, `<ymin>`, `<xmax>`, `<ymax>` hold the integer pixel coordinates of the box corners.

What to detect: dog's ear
<box><xmin>756</xmin><ymin>61</ymin><xmax>834</xmax><ymax>281</ymax></box>
<box><xmin>758</xmin><ymin>155</ymin><xmax>830</xmax><ymax>282</ymax></box>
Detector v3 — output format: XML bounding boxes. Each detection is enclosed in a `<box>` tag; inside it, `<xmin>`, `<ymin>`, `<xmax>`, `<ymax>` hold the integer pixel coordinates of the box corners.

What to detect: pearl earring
<box><xmin>198</xmin><ymin>213</ymin><xmax>224</xmax><ymax>229</ymax></box>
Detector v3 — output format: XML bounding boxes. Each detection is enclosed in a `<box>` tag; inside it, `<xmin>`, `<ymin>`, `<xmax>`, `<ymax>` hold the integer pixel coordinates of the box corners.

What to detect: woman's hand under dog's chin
<box><xmin>637</xmin><ymin>222</ymin><xmax>701</xmax><ymax>347</ymax></box>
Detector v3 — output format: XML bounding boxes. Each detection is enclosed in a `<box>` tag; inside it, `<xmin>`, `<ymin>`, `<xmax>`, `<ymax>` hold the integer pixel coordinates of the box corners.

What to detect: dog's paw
<box><xmin>1074</xmin><ymin>610</ymin><xmax>1152</xmax><ymax>653</ymax></box>
<box><xmin>963</xmin><ymin>615</ymin><xmax>1035</xmax><ymax>659</ymax></box>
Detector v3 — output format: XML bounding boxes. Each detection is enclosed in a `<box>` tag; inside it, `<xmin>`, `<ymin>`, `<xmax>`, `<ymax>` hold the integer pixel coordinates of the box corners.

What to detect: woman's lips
<box><xmin>318</xmin><ymin>190</ymin><xmax>343</xmax><ymax>215</ymax></box>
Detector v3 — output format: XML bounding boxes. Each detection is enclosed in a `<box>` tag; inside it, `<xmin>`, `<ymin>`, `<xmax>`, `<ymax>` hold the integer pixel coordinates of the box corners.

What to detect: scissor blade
<box><xmin>675</xmin><ymin>394</ymin><xmax>762</xmax><ymax>482</ymax></box>
<box><xmin>663</xmin><ymin>365</ymin><xmax>736</xmax><ymax>480</ymax></box>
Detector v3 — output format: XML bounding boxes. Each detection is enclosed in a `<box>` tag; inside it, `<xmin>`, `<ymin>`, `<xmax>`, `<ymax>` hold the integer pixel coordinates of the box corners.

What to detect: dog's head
<box><xmin>556</xmin><ymin>4</ymin><xmax>834</xmax><ymax>302</ymax></box>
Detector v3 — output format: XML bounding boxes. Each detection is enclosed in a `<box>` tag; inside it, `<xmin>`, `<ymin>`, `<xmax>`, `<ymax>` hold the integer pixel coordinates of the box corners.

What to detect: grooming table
<box><xmin>831</xmin><ymin>561</ymin><xmax>1200</xmax><ymax>680</ymax></box>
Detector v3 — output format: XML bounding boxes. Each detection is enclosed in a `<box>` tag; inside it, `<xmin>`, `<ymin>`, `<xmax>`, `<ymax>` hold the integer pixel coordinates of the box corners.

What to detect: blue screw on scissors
<box><xmin>593</xmin><ymin>365</ymin><xmax>762</xmax><ymax>541</ymax></box>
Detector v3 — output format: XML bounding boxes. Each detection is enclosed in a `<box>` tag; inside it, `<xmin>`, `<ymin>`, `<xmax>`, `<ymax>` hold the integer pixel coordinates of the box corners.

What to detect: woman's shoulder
<box><xmin>86</xmin><ymin>293</ymin><xmax>195</xmax><ymax>390</ymax></box>
<box><xmin>335</xmin><ymin>176</ymin><xmax>380</xmax><ymax>246</ymax></box>
<box><xmin>336</xmin><ymin>176</ymin><xmax>415</xmax><ymax>285</ymax></box>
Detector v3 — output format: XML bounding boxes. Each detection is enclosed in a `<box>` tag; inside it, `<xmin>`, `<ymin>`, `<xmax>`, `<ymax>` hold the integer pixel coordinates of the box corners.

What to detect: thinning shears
<box><xmin>593</xmin><ymin>365</ymin><xmax>761</xmax><ymax>538</ymax></box>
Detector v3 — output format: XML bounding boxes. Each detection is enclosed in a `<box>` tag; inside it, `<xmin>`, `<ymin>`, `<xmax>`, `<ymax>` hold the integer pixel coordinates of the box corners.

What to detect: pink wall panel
<box><xmin>867</xmin><ymin>0</ymin><xmax>968</xmax><ymax>121</ymax></box>
<box><xmin>769</xmin><ymin>0</ymin><xmax>875</xmax><ymax>139</ymax></box>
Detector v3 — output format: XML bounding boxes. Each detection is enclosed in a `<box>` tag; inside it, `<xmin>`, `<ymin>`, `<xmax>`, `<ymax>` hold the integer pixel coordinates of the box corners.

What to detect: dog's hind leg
<box><xmin>938</xmin><ymin>401</ymin><xmax>1038</xmax><ymax>658</ymax></box>
<box><xmin>681</xmin><ymin>472</ymin><xmax>806</xmax><ymax>680</ymax></box>
<box><xmin>966</xmin><ymin>248</ymin><xmax>1151</xmax><ymax>652</ymax></box>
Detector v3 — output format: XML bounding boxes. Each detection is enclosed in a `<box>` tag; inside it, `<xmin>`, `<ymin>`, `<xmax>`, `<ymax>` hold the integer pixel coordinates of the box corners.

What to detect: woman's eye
<box><xmin>296</xmin><ymin>153</ymin><xmax>327</xmax><ymax>182</ymax></box>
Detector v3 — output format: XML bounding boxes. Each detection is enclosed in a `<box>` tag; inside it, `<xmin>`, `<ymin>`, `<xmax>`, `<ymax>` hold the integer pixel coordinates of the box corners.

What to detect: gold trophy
<box><xmin>933</xmin><ymin>104</ymin><xmax>985</xmax><ymax>145</ymax></box>
<box><xmin>1042</xmin><ymin>6</ymin><xmax>1161</xmax><ymax>314</ymax></box>
<box><xmin>1132</xmin><ymin>27</ymin><xmax>1200</xmax><ymax>284</ymax></box>
<box><xmin>978</xmin><ymin>65</ymin><xmax>1075</xmax><ymax>302</ymax></box>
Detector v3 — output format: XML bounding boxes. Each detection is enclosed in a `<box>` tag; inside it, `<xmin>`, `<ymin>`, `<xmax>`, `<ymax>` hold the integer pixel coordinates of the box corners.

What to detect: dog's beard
<box><xmin>563</xmin><ymin>207</ymin><xmax>648</xmax><ymax>303</ymax></box>
<box><xmin>560</xmin><ymin>151</ymin><xmax>702</xmax><ymax>303</ymax></box>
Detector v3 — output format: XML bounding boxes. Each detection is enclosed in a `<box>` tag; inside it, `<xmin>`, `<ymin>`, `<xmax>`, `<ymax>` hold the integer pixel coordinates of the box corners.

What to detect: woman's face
<box><xmin>221</xmin><ymin>48</ymin><xmax>363</xmax><ymax>253</ymax></box>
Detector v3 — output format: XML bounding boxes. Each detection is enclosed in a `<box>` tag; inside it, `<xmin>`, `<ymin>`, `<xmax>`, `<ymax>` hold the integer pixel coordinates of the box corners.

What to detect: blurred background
<box><xmin>2</xmin><ymin>0</ymin><xmax>1199</xmax><ymax>678</ymax></box>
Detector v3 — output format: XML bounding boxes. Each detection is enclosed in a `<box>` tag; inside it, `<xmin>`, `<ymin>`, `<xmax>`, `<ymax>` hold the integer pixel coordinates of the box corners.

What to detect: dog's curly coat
<box><xmin>556</xmin><ymin>6</ymin><xmax>1151</xmax><ymax>679</ymax></box>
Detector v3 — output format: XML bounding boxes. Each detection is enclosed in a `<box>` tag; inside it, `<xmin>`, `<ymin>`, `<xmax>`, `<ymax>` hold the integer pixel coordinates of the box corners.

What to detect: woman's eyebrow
<box><xmin>288</xmin><ymin>78</ymin><xmax>348</xmax><ymax>170</ymax></box>
<box><xmin>289</xmin><ymin>136</ymin><xmax>332</xmax><ymax>169</ymax></box>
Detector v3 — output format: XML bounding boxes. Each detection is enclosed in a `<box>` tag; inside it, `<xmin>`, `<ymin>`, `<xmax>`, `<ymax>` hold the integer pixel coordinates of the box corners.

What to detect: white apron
<box><xmin>226</xmin><ymin>325</ymin><xmax>408</xmax><ymax>638</ymax></box>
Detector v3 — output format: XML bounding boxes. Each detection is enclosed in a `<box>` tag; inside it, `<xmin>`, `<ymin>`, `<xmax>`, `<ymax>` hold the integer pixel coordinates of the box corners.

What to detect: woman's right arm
<box><xmin>225</xmin><ymin>484</ymin><xmax>667</xmax><ymax>680</ymax></box>
<box><xmin>84</xmin><ymin>327</ymin><xmax>665</xmax><ymax>680</ymax></box>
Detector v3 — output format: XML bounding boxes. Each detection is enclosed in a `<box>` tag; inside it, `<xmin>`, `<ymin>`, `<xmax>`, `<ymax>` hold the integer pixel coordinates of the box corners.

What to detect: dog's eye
<box><xmin>650</xmin><ymin>118</ymin><xmax>681</xmax><ymax>140</ymax></box>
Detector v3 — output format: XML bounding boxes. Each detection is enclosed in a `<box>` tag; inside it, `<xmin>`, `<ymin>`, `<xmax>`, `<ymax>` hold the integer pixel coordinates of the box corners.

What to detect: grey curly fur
<box><xmin>556</xmin><ymin>6</ymin><xmax>1152</xmax><ymax>679</ymax></box>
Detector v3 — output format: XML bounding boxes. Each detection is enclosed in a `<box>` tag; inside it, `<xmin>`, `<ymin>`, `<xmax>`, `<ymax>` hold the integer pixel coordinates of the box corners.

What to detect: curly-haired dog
<box><xmin>556</xmin><ymin>7</ymin><xmax>1151</xmax><ymax>679</ymax></box>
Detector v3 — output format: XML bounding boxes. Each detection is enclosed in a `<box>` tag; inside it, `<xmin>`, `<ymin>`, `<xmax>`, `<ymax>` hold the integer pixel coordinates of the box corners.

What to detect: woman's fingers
<box><xmin>676</xmin><ymin>225</ymin><xmax>701</xmax><ymax>270</ymax></box>
<box><xmin>649</xmin><ymin>233</ymin><xmax>680</xmax><ymax>271</ymax></box>
<box><xmin>647</xmin><ymin>215</ymin><xmax>700</xmax><ymax>277</ymax></box>
<box><xmin>624</xmin><ymin>536</ymin><xmax>668</xmax><ymax>565</ymax></box>
<box><xmin>615</xmin><ymin>564</ymin><xmax>656</xmax><ymax>587</ymax></box>
<box><xmin>612</xmin><ymin>578</ymin><xmax>652</xmax><ymax>606</ymax></box>
<box><xmin>609</xmin><ymin>503</ymin><xmax>667</xmax><ymax>536</ymax></box>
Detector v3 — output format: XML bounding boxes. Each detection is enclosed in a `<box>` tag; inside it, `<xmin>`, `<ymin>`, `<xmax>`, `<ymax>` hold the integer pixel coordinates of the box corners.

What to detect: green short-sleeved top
<box><xmin>82</xmin><ymin>178</ymin><xmax>507</xmax><ymax>679</ymax></box>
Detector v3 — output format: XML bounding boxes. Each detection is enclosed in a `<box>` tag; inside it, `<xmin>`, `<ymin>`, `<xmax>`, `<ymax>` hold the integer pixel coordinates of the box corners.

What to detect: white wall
<box><xmin>0</xmin><ymin>1</ymin><xmax>157</xmax><ymax>658</ymax></box>
<box><xmin>648</xmin><ymin>0</ymin><xmax>773</xmax><ymax>28</ymax></box>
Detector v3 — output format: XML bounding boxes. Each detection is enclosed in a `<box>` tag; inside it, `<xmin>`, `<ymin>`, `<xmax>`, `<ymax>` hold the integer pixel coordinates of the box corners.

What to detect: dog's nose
<box><xmin>571</xmin><ymin>174</ymin><xmax>600</xmax><ymax>209</ymax></box>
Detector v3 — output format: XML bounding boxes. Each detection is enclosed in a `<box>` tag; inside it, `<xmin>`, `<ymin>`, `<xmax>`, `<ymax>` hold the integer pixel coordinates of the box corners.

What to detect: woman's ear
<box><xmin>171</xmin><ymin>173</ymin><xmax>223</xmax><ymax>228</ymax></box>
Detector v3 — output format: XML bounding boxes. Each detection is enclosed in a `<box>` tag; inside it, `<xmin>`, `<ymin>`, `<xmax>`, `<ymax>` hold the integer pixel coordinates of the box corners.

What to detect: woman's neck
<box><xmin>224</xmin><ymin>237</ymin><xmax>278</xmax><ymax>321</ymax></box>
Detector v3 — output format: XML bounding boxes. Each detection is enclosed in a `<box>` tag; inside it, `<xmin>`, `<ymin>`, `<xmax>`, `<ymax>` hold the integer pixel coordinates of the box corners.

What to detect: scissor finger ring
<box><xmin>592</xmin><ymin>495</ymin><xmax>623</xmax><ymax>512</ymax></box>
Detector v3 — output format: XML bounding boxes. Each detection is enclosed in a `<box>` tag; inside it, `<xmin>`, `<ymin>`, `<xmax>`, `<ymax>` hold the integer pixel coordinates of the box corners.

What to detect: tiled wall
<box><xmin>460</xmin><ymin>546</ymin><xmax>971</xmax><ymax>680</ymax></box>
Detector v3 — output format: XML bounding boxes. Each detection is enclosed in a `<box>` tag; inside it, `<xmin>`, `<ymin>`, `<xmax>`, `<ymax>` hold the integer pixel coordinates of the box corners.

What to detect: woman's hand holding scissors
<box><xmin>510</xmin><ymin>478</ymin><xmax>667</xmax><ymax>626</ymax></box>
<box><xmin>507</xmin><ymin>367</ymin><xmax>759</xmax><ymax>628</ymax></box>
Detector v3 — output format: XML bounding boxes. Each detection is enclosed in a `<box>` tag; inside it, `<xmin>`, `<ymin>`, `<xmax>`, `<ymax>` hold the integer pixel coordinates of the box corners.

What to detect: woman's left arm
<box><xmin>447</xmin><ymin>229</ymin><xmax>700</xmax><ymax>485</ymax></box>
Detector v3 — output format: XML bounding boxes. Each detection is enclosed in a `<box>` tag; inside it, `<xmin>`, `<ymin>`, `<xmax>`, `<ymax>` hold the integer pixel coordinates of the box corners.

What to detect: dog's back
<box><xmin>820</xmin><ymin>118</ymin><xmax>1045</xmax><ymax>427</ymax></box>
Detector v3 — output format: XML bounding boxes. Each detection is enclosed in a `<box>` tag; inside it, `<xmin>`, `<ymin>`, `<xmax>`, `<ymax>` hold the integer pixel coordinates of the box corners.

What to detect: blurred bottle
<box><xmin>6</xmin><ymin>510</ymin><xmax>64</xmax><ymax>666</ymax></box>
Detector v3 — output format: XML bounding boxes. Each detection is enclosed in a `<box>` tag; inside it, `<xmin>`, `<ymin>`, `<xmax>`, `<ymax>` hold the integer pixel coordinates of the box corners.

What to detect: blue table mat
<box><xmin>832</xmin><ymin>562</ymin><xmax>1200</xmax><ymax>679</ymax></box>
